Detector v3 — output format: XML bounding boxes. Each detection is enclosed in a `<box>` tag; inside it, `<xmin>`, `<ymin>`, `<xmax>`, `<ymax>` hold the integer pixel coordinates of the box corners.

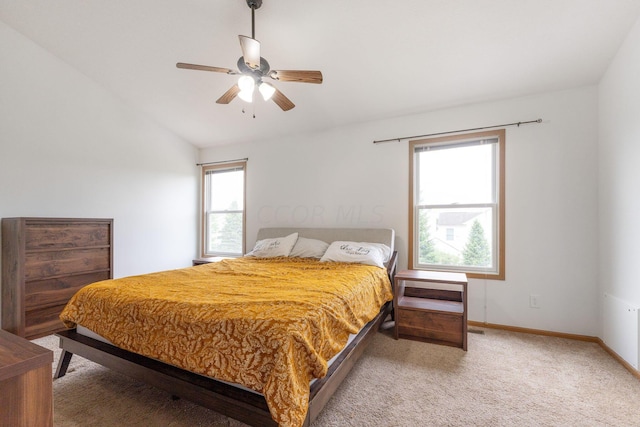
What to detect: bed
<box><xmin>55</xmin><ymin>227</ymin><xmax>397</xmax><ymax>427</ymax></box>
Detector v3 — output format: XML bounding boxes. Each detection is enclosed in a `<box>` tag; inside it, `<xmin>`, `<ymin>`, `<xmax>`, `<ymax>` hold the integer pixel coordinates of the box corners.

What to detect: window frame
<box><xmin>408</xmin><ymin>129</ymin><xmax>505</xmax><ymax>280</ymax></box>
<box><xmin>201</xmin><ymin>161</ymin><xmax>246</xmax><ymax>257</ymax></box>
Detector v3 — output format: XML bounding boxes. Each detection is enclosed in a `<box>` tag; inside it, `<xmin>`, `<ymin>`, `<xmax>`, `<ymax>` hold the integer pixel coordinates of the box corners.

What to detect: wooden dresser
<box><xmin>2</xmin><ymin>217</ymin><xmax>113</xmax><ymax>339</ymax></box>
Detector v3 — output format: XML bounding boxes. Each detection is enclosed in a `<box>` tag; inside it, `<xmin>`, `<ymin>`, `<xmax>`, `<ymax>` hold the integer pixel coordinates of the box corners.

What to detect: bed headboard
<box><xmin>256</xmin><ymin>227</ymin><xmax>395</xmax><ymax>254</ymax></box>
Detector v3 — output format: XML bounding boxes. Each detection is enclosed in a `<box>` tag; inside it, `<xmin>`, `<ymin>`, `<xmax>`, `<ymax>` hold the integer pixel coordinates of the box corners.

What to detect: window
<box><xmin>409</xmin><ymin>129</ymin><xmax>505</xmax><ymax>279</ymax></box>
<box><xmin>202</xmin><ymin>161</ymin><xmax>246</xmax><ymax>257</ymax></box>
<box><xmin>446</xmin><ymin>228</ymin><xmax>455</xmax><ymax>241</ymax></box>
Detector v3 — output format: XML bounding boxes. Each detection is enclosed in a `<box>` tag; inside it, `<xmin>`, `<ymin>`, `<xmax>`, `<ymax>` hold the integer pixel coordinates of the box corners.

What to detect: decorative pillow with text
<box><xmin>245</xmin><ymin>233</ymin><xmax>299</xmax><ymax>258</ymax></box>
<box><xmin>320</xmin><ymin>241</ymin><xmax>390</xmax><ymax>268</ymax></box>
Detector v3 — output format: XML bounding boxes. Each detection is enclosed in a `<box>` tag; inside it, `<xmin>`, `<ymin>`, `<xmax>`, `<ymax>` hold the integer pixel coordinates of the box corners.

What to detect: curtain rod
<box><xmin>196</xmin><ymin>157</ymin><xmax>248</xmax><ymax>167</ymax></box>
<box><xmin>372</xmin><ymin>118</ymin><xmax>543</xmax><ymax>144</ymax></box>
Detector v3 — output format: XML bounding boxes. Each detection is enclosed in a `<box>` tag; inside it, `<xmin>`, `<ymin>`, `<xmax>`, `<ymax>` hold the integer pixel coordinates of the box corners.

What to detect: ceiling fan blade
<box><xmin>176</xmin><ymin>63</ymin><xmax>237</xmax><ymax>74</ymax></box>
<box><xmin>270</xmin><ymin>70</ymin><xmax>323</xmax><ymax>84</ymax></box>
<box><xmin>216</xmin><ymin>85</ymin><xmax>241</xmax><ymax>104</ymax></box>
<box><xmin>271</xmin><ymin>88</ymin><xmax>295</xmax><ymax>111</ymax></box>
<box><xmin>239</xmin><ymin>35</ymin><xmax>261</xmax><ymax>70</ymax></box>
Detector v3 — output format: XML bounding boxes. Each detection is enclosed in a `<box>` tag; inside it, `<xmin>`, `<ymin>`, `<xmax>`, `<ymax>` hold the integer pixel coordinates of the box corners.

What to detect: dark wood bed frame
<box><xmin>54</xmin><ymin>252</ymin><xmax>397</xmax><ymax>426</ymax></box>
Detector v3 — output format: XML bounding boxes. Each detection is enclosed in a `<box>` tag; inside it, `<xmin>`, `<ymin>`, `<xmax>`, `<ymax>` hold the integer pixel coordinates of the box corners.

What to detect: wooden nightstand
<box><xmin>0</xmin><ymin>329</ymin><xmax>53</xmax><ymax>426</ymax></box>
<box><xmin>192</xmin><ymin>256</ymin><xmax>233</xmax><ymax>266</ymax></box>
<box><xmin>394</xmin><ymin>270</ymin><xmax>468</xmax><ymax>350</ymax></box>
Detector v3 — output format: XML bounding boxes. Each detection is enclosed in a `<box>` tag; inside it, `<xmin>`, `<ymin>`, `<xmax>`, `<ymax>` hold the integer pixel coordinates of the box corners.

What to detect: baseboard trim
<box><xmin>467</xmin><ymin>321</ymin><xmax>598</xmax><ymax>342</ymax></box>
<box><xmin>467</xmin><ymin>320</ymin><xmax>640</xmax><ymax>380</ymax></box>
<box><xmin>596</xmin><ymin>337</ymin><xmax>640</xmax><ymax>381</ymax></box>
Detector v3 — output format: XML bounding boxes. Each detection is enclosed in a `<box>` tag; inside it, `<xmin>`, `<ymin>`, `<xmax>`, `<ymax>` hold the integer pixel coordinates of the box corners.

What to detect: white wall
<box><xmin>201</xmin><ymin>85</ymin><xmax>600</xmax><ymax>336</ymax></box>
<box><xmin>599</xmin><ymin>18</ymin><xmax>640</xmax><ymax>324</ymax></box>
<box><xmin>0</xmin><ymin>21</ymin><xmax>199</xmax><ymax>286</ymax></box>
<box><xmin>3</xmin><ymin>8</ymin><xmax>631</xmax><ymax>341</ymax></box>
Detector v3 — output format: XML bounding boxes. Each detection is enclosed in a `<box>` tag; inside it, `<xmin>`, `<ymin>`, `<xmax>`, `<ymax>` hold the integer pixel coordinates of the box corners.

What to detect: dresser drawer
<box><xmin>25</xmin><ymin>304</ymin><xmax>68</xmax><ymax>338</ymax></box>
<box><xmin>25</xmin><ymin>222</ymin><xmax>111</xmax><ymax>250</ymax></box>
<box><xmin>25</xmin><ymin>248</ymin><xmax>111</xmax><ymax>281</ymax></box>
<box><xmin>25</xmin><ymin>271</ymin><xmax>110</xmax><ymax>310</ymax></box>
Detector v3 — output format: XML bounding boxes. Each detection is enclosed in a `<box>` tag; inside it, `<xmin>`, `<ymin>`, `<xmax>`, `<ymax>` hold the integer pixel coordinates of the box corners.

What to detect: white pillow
<box><xmin>368</xmin><ymin>242</ymin><xmax>392</xmax><ymax>263</ymax></box>
<box><xmin>320</xmin><ymin>241</ymin><xmax>391</xmax><ymax>268</ymax></box>
<box><xmin>246</xmin><ymin>233</ymin><xmax>299</xmax><ymax>258</ymax></box>
<box><xmin>290</xmin><ymin>237</ymin><xmax>330</xmax><ymax>258</ymax></box>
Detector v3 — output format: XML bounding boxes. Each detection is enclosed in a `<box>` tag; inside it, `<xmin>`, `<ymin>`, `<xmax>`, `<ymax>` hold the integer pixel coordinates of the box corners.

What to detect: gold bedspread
<box><xmin>60</xmin><ymin>257</ymin><xmax>393</xmax><ymax>427</ymax></box>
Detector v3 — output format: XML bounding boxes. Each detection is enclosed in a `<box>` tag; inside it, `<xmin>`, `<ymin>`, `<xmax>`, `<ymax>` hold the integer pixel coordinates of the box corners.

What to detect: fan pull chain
<box><xmin>241</xmin><ymin>106</ymin><xmax>257</xmax><ymax>118</ymax></box>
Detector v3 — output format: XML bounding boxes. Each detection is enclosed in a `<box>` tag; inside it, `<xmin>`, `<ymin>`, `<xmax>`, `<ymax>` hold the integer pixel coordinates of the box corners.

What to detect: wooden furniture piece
<box><xmin>0</xmin><ymin>328</ymin><xmax>53</xmax><ymax>426</ymax></box>
<box><xmin>2</xmin><ymin>217</ymin><xmax>113</xmax><ymax>339</ymax></box>
<box><xmin>54</xmin><ymin>227</ymin><xmax>396</xmax><ymax>427</ymax></box>
<box><xmin>394</xmin><ymin>269</ymin><xmax>468</xmax><ymax>350</ymax></box>
<box><xmin>192</xmin><ymin>256</ymin><xmax>231</xmax><ymax>266</ymax></box>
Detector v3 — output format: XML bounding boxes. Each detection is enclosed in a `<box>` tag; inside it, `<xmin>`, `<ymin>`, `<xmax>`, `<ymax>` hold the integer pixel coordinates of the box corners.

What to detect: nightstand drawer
<box><xmin>397</xmin><ymin>309</ymin><xmax>463</xmax><ymax>343</ymax></box>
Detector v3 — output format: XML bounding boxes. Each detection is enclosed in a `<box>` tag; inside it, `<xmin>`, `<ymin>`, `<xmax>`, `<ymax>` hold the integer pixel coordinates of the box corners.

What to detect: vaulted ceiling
<box><xmin>2</xmin><ymin>0</ymin><xmax>640</xmax><ymax>147</ymax></box>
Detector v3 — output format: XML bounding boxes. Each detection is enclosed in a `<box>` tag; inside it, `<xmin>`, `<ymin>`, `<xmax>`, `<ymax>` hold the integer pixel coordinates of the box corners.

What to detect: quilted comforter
<box><xmin>60</xmin><ymin>257</ymin><xmax>392</xmax><ymax>426</ymax></box>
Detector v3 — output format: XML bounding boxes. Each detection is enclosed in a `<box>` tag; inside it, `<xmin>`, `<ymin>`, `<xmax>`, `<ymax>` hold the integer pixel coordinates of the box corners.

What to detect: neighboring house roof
<box><xmin>437</xmin><ymin>212</ymin><xmax>481</xmax><ymax>226</ymax></box>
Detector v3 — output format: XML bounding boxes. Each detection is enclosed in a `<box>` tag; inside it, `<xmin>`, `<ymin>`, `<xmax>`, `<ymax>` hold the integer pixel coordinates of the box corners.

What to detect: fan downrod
<box><xmin>245</xmin><ymin>0</ymin><xmax>262</xmax><ymax>39</ymax></box>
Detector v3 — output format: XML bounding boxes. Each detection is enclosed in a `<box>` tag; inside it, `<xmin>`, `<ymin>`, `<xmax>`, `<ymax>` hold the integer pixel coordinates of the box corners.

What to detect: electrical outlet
<box><xmin>529</xmin><ymin>294</ymin><xmax>540</xmax><ymax>309</ymax></box>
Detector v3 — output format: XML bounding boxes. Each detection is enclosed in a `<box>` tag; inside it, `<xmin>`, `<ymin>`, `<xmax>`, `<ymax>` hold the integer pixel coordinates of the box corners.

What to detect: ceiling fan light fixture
<box><xmin>259</xmin><ymin>81</ymin><xmax>276</xmax><ymax>101</ymax></box>
<box><xmin>238</xmin><ymin>89</ymin><xmax>253</xmax><ymax>103</ymax></box>
<box><xmin>238</xmin><ymin>75</ymin><xmax>255</xmax><ymax>92</ymax></box>
<box><xmin>237</xmin><ymin>75</ymin><xmax>255</xmax><ymax>102</ymax></box>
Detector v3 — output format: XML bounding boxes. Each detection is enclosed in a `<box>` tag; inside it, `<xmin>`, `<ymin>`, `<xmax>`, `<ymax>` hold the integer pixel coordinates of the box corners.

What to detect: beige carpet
<box><xmin>34</xmin><ymin>323</ymin><xmax>640</xmax><ymax>426</ymax></box>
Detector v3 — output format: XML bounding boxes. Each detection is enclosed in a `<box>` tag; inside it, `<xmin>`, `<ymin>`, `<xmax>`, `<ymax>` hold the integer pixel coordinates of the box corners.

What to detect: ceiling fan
<box><xmin>177</xmin><ymin>0</ymin><xmax>323</xmax><ymax>111</ymax></box>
